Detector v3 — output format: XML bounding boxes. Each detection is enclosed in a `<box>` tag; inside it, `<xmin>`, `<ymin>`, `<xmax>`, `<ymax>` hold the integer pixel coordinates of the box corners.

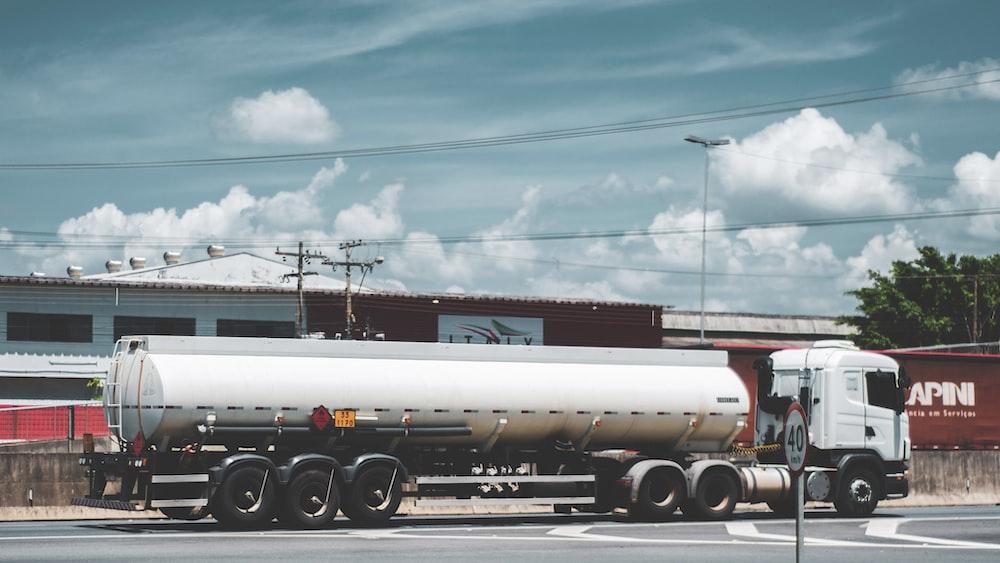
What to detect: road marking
<box><xmin>724</xmin><ymin>521</ymin><xmax>865</xmax><ymax>546</ymax></box>
<box><xmin>546</xmin><ymin>525</ymin><xmax>593</xmax><ymax>538</ymax></box>
<box><xmin>348</xmin><ymin>528</ymin><xmax>403</xmax><ymax>539</ymax></box>
<box><xmin>865</xmin><ymin>518</ymin><xmax>1000</xmax><ymax>550</ymax></box>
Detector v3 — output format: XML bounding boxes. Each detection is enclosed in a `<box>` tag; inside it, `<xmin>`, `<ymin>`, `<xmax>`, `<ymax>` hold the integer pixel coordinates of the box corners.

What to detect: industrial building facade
<box><xmin>1</xmin><ymin>250</ymin><xmax>997</xmax><ymax>450</ymax></box>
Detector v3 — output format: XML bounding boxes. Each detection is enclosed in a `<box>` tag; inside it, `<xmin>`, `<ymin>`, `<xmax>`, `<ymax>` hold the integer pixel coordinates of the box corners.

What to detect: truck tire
<box><xmin>212</xmin><ymin>465</ymin><xmax>277</xmax><ymax>529</ymax></box>
<box><xmin>834</xmin><ymin>468</ymin><xmax>879</xmax><ymax>517</ymax></box>
<box><xmin>629</xmin><ymin>467</ymin><xmax>685</xmax><ymax>521</ymax></box>
<box><xmin>280</xmin><ymin>469</ymin><xmax>341</xmax><ymax>529</ymax></box>
<box><xmin>343</xmin><ymin>465</ymin><xmax>402</xmax><ymax>526</ymax></box>
<box><xmin>680</xmin><ymin>470</ymin><xmax>739</xmax><ymax>521</ymax></box>
<box><xmin>159</xmin><ymin>505</ymin><xmax>209</xmax><ymax>521</ymax></box>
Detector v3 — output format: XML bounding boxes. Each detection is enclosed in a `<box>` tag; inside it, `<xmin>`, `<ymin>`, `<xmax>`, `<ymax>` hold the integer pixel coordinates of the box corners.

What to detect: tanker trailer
<box><xmin>73</xmin><ymin>336</ymin><xmax>909</xmax><ymax>528</ymax></box>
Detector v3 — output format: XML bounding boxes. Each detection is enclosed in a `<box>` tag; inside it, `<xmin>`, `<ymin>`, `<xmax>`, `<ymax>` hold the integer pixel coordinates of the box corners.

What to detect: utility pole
<box><xmin>324</xmin><ymin>240</ymin><xmax>384</xmax><ymax>340</ymax></box>
<box><xmin>684</xmin><ymin>134</ymin><xmax>730</xmax><ymax>345</ymax></box>
<box><xmin>276</xmin><ymin>242</ymin><xmax>327</xmax><ymax>338</ymax></box>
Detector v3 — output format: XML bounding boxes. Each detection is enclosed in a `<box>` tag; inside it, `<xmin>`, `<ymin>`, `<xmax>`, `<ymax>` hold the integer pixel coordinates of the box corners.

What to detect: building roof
<box><xmin>0</xmin><ymin>353</ymin><xmax>109</xmax><ymax>379</ymax></box>
<box><xmin>0</xmin><ymin>275</ymin><xmax>659</xmax><ymax>307</ymax></box>
<box><xmin>662</xmin><ymin>310</ymin><xmax>850</xmax><ymax>336</ymax></box>
<box><xmin>84</xmin><ymin>251</ymin><xmax>354</xmax><ymax>290</ymax></box>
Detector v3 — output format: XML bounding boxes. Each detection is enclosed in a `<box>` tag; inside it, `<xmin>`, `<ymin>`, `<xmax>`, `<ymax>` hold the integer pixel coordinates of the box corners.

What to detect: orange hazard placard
<box><xmin>334</xmin><ymin>409</ymin><xmax>356</xmax><ymax>428</ymax></box>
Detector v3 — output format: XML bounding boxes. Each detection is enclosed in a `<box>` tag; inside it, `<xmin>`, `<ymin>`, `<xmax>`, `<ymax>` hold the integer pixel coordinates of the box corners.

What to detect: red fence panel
<box><xmin>0</xmin><ymin>404</ymin><xmax>109</xmax><ymax>442</ymax></box>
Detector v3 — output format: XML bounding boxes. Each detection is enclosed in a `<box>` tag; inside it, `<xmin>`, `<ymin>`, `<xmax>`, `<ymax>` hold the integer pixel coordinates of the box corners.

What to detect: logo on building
<box><xmin>438</xmin><ymin>315</ymin><xmax>543</xmax><ymax>345</ymax></box>
<box><xmin>906</xmin><ymin>381</ymin><xmax>975</xmax><ymax>407</ymax></box>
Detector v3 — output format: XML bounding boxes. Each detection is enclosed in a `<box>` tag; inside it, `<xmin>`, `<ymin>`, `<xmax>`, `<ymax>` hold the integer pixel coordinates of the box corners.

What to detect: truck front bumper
<box><xmin>884</xmin><ymin>472</ymin><xmax>909</xmax><ymax>499</ymax></box>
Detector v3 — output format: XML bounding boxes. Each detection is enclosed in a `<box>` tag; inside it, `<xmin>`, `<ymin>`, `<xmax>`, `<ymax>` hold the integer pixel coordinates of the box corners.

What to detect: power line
<box><xmin>1</xmin><ymin>73</ymin><xmax>998</xmax><ymax>171</ymax></box>
<box><xmin>2</xmin><ymin>206</ymin><xmax>998</xmax><ymax>250</ymax></box>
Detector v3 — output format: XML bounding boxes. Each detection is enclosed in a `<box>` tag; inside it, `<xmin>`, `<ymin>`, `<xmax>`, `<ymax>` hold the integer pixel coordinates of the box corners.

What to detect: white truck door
<box><xmin>834</xmin><ymin>369</ymin><xmax>866</xmax><ymax>449</ymax></box>
<box><xmin>863</xmin><ymin>369</ymin><xmax>901</xmax><ymax>460</ymax></box>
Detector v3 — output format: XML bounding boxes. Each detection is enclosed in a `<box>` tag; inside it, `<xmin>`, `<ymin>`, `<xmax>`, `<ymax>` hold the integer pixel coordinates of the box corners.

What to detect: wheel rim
<box><xmin>648</xmin><ymin>473</ymin><xmax>678</xmax><ymax>508</ymax></box>
<box><xmin>848</xmin><ymin>478</ymin><xmax>873</xmax><ymax>504</ymax></box>
<box><xmin>703</xmin><ymin>476</ymin><xmax>733</xmax><ymax>512</ymax></box>
<box><xmin>362</xmin><ymin>477</ymin><xmax>392</xmax><ymax>511</ymax></box>
<box><xmin>299</xmin><ymin>482</ymin><xmax>330</xmax><ymax>517</ymax></box>
<box><xmin>233</xmin><ymin>474</ymin><xmax>264</xmax><ymax>514</ymax></box>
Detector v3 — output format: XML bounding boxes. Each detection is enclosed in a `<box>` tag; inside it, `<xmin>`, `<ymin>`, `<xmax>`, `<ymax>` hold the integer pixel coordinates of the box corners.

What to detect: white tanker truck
<box><xmin>73</xmin><ymin>336</ymin><xmax>911</xmax><ymax>528</ymax></box>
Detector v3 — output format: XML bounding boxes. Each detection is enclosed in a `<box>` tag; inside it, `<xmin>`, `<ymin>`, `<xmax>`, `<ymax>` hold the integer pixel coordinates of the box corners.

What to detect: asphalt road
<box><xmin>1</xmin><ymin>506</ymin><xmax>998</xmax><ymax>562</ymax></box>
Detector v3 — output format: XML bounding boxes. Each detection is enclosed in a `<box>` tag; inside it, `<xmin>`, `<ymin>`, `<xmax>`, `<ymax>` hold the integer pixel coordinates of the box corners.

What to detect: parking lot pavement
<box><xmin>0</xmin><ymin>506</ymin><xmax>998</xmax><ymax>561</ymax></box>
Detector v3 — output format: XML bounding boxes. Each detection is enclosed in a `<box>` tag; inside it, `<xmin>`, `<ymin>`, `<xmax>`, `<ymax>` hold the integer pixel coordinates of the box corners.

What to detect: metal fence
<box><xmin>0</xmin><ymin>403</ymin><xmax>107</xmax><ymax>443</ymax></box>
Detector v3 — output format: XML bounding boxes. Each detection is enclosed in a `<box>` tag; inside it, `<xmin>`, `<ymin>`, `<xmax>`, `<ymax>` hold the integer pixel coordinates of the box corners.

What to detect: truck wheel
<box><xmin>280</xmin><ymin>469</ymin><xmax>341</xmax><ymax>529</ymax></box>
<box><xmin>681</xmin><ymin>470</ymin><xmax>739</xmax><ymax>521</ymax></box>
<box><xmin>629</xmin><ymin>468</ymin><xmax>685</xmax><ymax>521</ymax></box>
<box><xmin>212</xmin><ymin>465</ymin><xmax>277</xmax><ymax>529</ymax></box>
<box><xmin>344</xmin><ymin>465</ymin><xmax>402</xmax><ymax>525</ymax></box>
<box><xmin>159</xmin><ymin>505</ymin><xmax>209</xmax><ymax>521</ymax></box>
<box><xmin>834</xmin><ymin>468</ymin><xmax>879</xmax><ymax>517</ymax></box>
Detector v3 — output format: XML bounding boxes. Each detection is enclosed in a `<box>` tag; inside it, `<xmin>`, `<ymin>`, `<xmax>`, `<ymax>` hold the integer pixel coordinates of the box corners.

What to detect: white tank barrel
<box><xmin>108</xmin><ymin>336</ymin><xmax>750</xmax><ymax>452</ymax></box>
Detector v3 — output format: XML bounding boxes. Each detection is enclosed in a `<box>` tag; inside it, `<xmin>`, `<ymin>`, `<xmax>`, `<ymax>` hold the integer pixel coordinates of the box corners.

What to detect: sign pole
<box><xmin>783</xmin><ymin>401</ymin><xmax>808</xmax><ymax>563</ymax></box>
<box><xmin>796</xmin><ymin>472</ymin><xmax>804</xmax><ymax>563</ymax></box>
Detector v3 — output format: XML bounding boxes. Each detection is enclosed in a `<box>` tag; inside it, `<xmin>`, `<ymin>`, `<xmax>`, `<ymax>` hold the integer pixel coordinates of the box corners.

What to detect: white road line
<box><xmin>865</xmin><ymin>518</ymin><xmax>1000</xmax><ymax>550</ymax></box>
<box><xmin>724</xmin><ymin>521</ymin><xmax>865</xmax><ymax>546</ymax></box>
<box><xmin>348</xmin><ymin>528</ymin><xmax>403</xmax><ymax>539</ymax></box>
<box><xmin>546</xmin><ymin>525</ymin><xmax>593</xmax><ymax>538</ymax></box>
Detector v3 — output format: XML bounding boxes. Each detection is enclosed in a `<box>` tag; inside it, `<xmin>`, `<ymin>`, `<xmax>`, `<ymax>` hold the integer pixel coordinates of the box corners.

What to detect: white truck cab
<box><xmin>753</xmin><ymin>341</ymin><xmax>911</xmax><ymax>516</ymax></box>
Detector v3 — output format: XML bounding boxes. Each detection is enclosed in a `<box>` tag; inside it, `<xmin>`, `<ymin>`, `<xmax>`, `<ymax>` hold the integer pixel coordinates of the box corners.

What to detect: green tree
<box><xmin>840</xmin><ymin>246</ymin><xmax>1000</xmax><ymax>349</ymax></box>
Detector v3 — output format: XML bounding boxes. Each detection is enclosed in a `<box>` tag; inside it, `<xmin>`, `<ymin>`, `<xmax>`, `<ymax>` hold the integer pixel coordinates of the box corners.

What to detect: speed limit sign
<box><xmin>783</xmin><ymin>402</ymin><xmax>808</xmax><ymax>477</ymax></box>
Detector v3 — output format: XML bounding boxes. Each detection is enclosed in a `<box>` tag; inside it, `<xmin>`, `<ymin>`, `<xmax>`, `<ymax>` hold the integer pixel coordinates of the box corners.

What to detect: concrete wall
<box><xmin>0</xmin><ymin>453</ymin><xmax>87</xmax><ymax>507</ymax></box>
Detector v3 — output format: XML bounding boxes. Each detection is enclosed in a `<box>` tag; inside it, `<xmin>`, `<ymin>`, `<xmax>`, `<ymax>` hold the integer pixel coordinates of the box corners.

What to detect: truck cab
<box><xmin>754</xmin><ymin>340</ymin><xmax>911</xmax><ymax>515</ymax></box>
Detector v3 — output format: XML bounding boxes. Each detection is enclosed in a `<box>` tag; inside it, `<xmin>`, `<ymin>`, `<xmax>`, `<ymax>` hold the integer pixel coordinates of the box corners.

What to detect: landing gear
<box><xmin>212</xmin><ymin>465</ymin><xmax>277</xmax><ymax>529</ymax></box>
<box><xmin>280</xmin><ymin>469</ymin><xmax>341</xmax><ymax>529</ymax></box>
<box><xmin>343</xmin><ymin>465</ymin><xmax>402</xmax><ymax>525</ymax></box>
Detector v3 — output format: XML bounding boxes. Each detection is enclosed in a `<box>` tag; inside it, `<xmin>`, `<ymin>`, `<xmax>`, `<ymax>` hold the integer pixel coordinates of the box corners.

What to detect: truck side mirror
<box><xmin>895</xmin><ymin>367</ymin><xmax>911</xmax><ymax>414</ymax></box>
<box><xmin>753</xmin><ymin>357</ymin><xmax>774</xmax><ymax>404</ymax></box>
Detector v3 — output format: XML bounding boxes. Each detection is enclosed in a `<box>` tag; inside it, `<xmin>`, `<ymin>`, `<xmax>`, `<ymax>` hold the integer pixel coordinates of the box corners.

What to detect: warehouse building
<box><xmin>1</xmin><ymin>249</ymin><xmax>997</xmax><ymax>451</ymax></box>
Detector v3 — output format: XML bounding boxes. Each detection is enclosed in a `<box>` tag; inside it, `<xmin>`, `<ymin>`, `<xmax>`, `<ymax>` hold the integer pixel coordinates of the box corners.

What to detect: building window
<box><xmin>217</xmin><ymin>319</ymin><xmax>295</xmax><ymax>338</ymax></box>
<box><xmin>7</xmin><ymin>312</ymin><xmax>93</xmax><ymax>343</ymax></box>
<box><xmin>114</xmin><ymin>316</ymin><xmax>196</xmax><ymax>341</ymax></box>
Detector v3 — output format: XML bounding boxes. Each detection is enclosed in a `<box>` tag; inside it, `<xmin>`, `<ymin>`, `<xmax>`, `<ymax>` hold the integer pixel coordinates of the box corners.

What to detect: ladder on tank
<box><xmin>104</xmin><ymin>341</ymin><xmax>126</xmax><ymax>450</ymax></box>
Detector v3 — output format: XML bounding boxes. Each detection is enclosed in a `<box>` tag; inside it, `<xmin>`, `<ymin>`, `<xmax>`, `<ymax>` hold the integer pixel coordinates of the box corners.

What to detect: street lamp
<box><xmin>684</xmin><ymin>134</ymin><xmax>730</xmax><ymax>345</ymax></box>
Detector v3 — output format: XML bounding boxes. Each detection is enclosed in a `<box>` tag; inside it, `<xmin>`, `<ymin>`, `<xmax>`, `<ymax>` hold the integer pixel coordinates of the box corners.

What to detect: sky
<box><xmin>1</xmin><ymin>0</ymin><xmax>998</xmax><ymax>315</ymax></box>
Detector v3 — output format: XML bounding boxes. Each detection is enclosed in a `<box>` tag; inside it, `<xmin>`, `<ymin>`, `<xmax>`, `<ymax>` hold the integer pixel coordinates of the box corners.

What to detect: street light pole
<box><xmin>684</xmin><ymin>135</ymin><xmax>730</xmax><ymax>345</ymax></box>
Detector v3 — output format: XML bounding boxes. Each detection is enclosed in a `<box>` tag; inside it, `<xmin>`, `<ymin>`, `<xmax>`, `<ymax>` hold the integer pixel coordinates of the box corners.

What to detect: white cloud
<box><xmin>941</xmin><ymin>150</ymin><xmax>1000</xmax><ymax>239</ymax></box>
<box><xmin>213</xmin><ymin>87</ymin><xmax>338</xmax><ymax>144</ymax></box>
<box><xmin>654</xmin><ymin>176</ymin><xmax>674</xmax><ymax>189</ymax></box>
<box><xmin>526</xmin><ymin>275</ymin><xmax>630</xmax><ymax>302</ymax></box>
<box><xmin>387</xmin><ymin>231</ymin><xmax>473</xmax><ymax>284</ymax></box>
<box><xmin>714</xmin><ymin>108</ymin><xmax>921</xmax><ymax>215</ymax></box>
<box><xmin>561</xmin><ymin>173</ymin><xmax>671</xmax><ymax>206</ymax></box>
<box><xmin>843</xmin><ymin>225</ymin><xmax>919</xmax><ymax>288</ymax></box>
<box><xmin>0</xmin><ymin>228</ymin><xmax>11</xmax><ymax>242</ymax></box>
<box><xmin>475</xmin><ymin>186</ymin><xmax>542</xmax><ymax>271</ymax></box>
<box><xmin>26</xmin><ymin>160</ymin><xmax>414</xmax><ymax>278</ymax></box>
<box><xmin>895</xmin><ymin>58</ymin><xmax>1000</xmax><ymax>101</ymax></box>
<box><xmin>736</xmin><ymin>226</ymin><xmax>808</xmax><ymax>255</ymax></box>
<box><xmin>444</xmin><ymin>285</ymin><xmax>466</xmax><ymax>294</ymax></box>
<box><xmin>333</xmin><ymin>183</ymin><xmax>405</xmax><ymax>241</ymax></box>
<box><xmin>646</xmin><ymin>206</ymin><xmax>735</xmax><ymax>270</ymax></box>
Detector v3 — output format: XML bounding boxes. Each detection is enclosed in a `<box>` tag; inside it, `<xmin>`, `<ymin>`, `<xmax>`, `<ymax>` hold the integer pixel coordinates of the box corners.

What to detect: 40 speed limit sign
<box><xmin>783</xmin><ymin>402</ymin><xmax>808</xmax><ymax>477</ymax></box>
